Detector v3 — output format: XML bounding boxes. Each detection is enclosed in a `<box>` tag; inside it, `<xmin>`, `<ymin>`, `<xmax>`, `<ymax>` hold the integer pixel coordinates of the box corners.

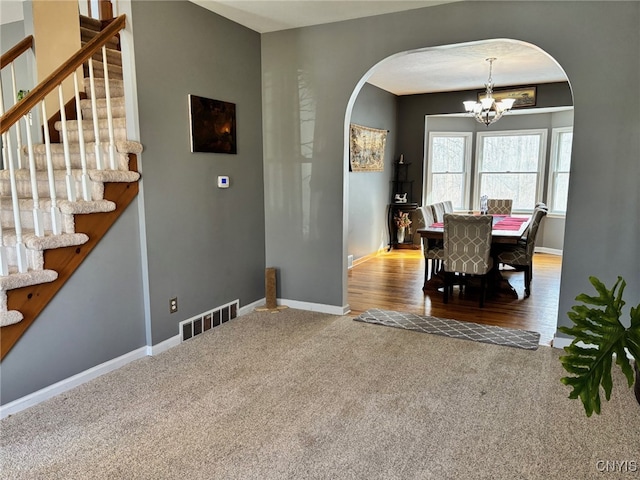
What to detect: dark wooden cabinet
<box><xmin>388</xmin><ymin>202</ymin><xmax>418</xmax><ymax>250</ymax></box>
<box><xmin>387</xmin><ymin>161</ymin><xmax>417</xmax><ymax>250</ymax></box>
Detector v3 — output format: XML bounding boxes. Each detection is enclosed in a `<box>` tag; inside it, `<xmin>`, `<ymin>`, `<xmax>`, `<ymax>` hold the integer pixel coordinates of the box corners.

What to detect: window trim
<box><xmin>473</xmin><ymin>129</ymin><xmax>548</xmax><ymax>212</ymax></box>
<box><xmin>547</xmin><ymin>126</ymin><xmax>573</xmax><ymax>217</ymax></box>
<box><xmin>424</xmin><ymin>131</ymin><xmax>472</xmax><ymax>209</ymax></box>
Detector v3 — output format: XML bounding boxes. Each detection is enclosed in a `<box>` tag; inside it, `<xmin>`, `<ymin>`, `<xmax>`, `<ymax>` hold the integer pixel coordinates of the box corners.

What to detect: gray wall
<box><xmin>130</xmin><ymin>0</ymin><xmax>265</xmax><ymax>343</ymax></box>
<box><xmin>348</xmin><ymin>83</ymin><xmax>397</xmax><ymax>260</ymax></box>
<box><xmin>261</xmin><ymin>2</ymin><xmax>639</xmax><ymax>329</ymax></box>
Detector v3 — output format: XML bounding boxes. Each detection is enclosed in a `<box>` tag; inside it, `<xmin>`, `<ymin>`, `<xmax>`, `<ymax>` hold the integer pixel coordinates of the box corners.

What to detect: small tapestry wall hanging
<box><xmin>189</xmin><ymin>94</ymin><xmax>237</xmax><ymax>154</ymax></box>
<box><xmin>349</xmin><ymin>123</ymin><xmax>387</xmax><ymax>172</ymax></box>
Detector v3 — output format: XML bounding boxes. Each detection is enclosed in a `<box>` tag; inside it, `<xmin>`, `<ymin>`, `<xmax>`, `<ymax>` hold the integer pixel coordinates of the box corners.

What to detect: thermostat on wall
<box><xmin>217</xmin><ymin>176</ymin><xmax>230</xmax><ymax>188</ymax></box>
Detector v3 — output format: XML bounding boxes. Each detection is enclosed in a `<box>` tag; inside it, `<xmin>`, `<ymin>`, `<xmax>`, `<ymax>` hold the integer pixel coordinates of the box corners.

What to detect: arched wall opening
<box><xmin>343</xmin><ymin>38</ymin><xmax>573</xmax><ymax>340</ymax></box>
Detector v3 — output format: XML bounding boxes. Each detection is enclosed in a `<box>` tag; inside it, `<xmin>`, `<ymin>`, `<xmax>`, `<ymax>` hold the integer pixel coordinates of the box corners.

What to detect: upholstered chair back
<box><xmin>412</xmin><ymin>207</ymin><xmax>436</xmax><ymax>245</ymax></box>
<box><xmin>431</xmin><ymin>202</ymin><xmax>446</xmax><ymax>222</ymax></box>
<box><xmin>487</xmin><ymin>199</ymin><xmax>513</xmax><ymax>215</ymax></box>
<box><xmin>524</xmin><ymin>207</ymin><xmax>548</xmax><ymax>259</ymax></box>
<box><xmin>443</xmin><ymin>214</ymin><xmax>493</xmax><ymax>275</ymax></box>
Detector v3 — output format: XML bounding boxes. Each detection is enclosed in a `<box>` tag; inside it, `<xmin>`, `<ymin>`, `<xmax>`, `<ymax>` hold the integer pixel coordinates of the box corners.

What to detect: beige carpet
<box><xmin>1</xmin><ymin>308</ymin><xmax>639</xmax><ymax>479</ymax></box>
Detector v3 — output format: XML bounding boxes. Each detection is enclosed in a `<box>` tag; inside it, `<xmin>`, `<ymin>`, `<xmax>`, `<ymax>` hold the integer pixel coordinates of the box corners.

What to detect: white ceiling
<box><xmin>192</xmin><ymin>1</ymin><xmax>568</xmax><ymax>95</ymax></box>
<box><xmin>1</xmin><ymin>1</ymin><xmax>568</xmax><ymax>96</ymax></box>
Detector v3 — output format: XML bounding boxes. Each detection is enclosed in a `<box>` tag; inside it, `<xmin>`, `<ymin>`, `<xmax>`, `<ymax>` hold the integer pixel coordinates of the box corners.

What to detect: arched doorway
<box><xmin>344</xmin><ymin>39</ymin><xmax>573</xmax><ymax>344</ymax></box>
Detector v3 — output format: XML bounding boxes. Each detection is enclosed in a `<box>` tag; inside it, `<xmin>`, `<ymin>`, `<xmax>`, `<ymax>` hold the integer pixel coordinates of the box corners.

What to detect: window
<box><xmin>475</xmin><ymin>130</ymin><xmax>547</xmax><ymax>211</ymax></box>
<box><xmin>548</xmin><ymin>127</ymin><xmax>572</xmax><ymax>215</ymax></box>
<box><xmin>425</xmin><ymin>132</ymin><xmax>472</xmax><ymax>210</ymax></box>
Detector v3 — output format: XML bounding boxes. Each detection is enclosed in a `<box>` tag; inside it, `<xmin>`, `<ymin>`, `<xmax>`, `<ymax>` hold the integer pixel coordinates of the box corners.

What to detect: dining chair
<box><xmin>431</xmin><ymin>202</ymin><xmax>446</xmax><ymax>223</ymax></box>
<box><xmin>413</xmin><ymin>206</ymin><xmax>444</xmax><ymax>282</ymax></box>
<box><xmin>496</xmin><ymin>206</ymin><xmax>548</xmax><ymax>297</ymax></box>
<box><xmin>487</xmin><ymin>199</ymin><xmax>513</xmax><ymax>215</ymax></box>
<box><xmin>443</xmin><ymin>200</ymin><xmax>454</xmax><ymax>214</ymax></box>
<box><xmin>443</xmin><ymin>213</ymin><xmax>494</xmax><ymax>307</ymax></box>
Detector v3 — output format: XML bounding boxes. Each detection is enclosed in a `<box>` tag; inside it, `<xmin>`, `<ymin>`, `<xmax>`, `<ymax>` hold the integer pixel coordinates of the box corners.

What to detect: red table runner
<box><xmin>492</xmin><ymin>216</ymin><xmax>528</xmax><ymax>230</ymax></box>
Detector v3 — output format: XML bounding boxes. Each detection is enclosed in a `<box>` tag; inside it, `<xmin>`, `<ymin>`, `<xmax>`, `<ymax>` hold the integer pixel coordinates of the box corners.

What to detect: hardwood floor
<box><xmin>347</xmin><ymin>249</ymin><xmax>562</xmax><ymax>345</ymax></box>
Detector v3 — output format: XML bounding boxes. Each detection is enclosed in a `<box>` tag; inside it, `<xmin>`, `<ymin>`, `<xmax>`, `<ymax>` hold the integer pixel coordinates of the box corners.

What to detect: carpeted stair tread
<box><xmin>0</xmin><ymin>197</ymin><xmax>116</xmax><ymax>215</ymax></box>
<box><xmin>79</xmin><ymin>96</ymin><xmax>126</xmax><ymax>119</ymax></box>
<box><xmin>80</xmin><ymin>27</ymin><xmax>119</xmax><ymax>49</ymax></box>
<box><xmin>83</xmin><ymin>78</ymin><xmax>124</xmax><ymax>98</ymax></box>
<box><xmin>1</xmin><ymin>230</ymin><xmax>89</xmax><ymax>251</ymax></box>
<box><xmin>84</xmin><ymin>60</ymin><xmax>123</xmax><ymax>80</ymax></box>
<box><xmin>79</xmin><ymin>15</ymin><xmax>103</xmax><ymax>31</ymax></box>
<box><xmin>0</xmin><ymin>268</ymin><xmax>58</xmax><ymax>291</ymax></box>
<box><xmin>85</xmin><ymin>47</ymin><xmax>122</xmax><ymax>67</ymax></box>
<box><xmin>0</xmin><ymin>310</ymin><xmax>24</xmax><ymax>327</ymax></box>
<box><xmin>54</xmin><ymin>116</ymin><xmax>126</xmax><ymax>132</ymax></box>
<box><xmin>27</xmin><ymin>139</ymin><xmax>142</xmax><ymax>155</ymax></box>
<box><xmin>0</xmin><ymin>168</ymin><xmax>139</xmax><ymax>184</ymax></box>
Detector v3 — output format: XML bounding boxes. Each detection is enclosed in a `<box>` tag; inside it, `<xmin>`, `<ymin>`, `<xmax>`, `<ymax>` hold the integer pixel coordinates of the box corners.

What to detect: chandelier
<box><xmin>463</xmin><ymin>57</ymin><xmax>515</xmax><ymax>127</ymax></box>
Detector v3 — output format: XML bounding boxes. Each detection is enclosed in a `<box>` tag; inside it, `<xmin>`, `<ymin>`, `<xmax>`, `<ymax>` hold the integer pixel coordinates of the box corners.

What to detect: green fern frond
<box><xmin>558</xmin><ymin>276</ymin><xmax>640</xmax><ymax>417</ymax></box>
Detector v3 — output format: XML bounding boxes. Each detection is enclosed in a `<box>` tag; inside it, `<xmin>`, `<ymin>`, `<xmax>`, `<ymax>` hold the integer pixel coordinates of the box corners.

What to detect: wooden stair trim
<box><xmin>0</xmin><ymin>155</ymin><xmax>139</xmax><ymax>361</ymax></box>
<box><xmin>1</xmin><ymin>15</ymin><xmax>125</xmax><ymax>134</ymax></box>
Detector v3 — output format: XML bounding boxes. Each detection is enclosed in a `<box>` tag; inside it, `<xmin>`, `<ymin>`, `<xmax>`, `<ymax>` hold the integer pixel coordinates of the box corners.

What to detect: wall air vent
<box><xmin>179</xmin><ymin>300</ymin><xmax>239</xmax><ymax>342</ymax></box>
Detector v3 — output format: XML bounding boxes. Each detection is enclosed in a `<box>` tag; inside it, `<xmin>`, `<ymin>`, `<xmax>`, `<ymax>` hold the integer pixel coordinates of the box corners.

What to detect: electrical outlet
<box><xmin>170</xmin><ymin>297</ymin><xmax>178</xmax><ymax>314</ymax></box>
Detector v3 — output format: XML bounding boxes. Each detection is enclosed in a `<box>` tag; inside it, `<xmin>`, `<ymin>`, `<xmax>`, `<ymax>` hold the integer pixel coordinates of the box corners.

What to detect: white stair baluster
<box><xmin>23</xmin><ymin>114</ymin><xmax>44</xmax><ymax>237</ymax></box>
<box><xmin>41</xmin><ymin>101</ymin><xmax>62</xmax><ymax>235</ymax></box>
<box><xmin>0</xmin><ymin>84</ymin><xmax>8</xmax><ymax>274</ymax></box>
<box><xmin>73</xmin><ymin>72</ymin><xmax>92</xmax><ymax>200</ymax></box>
<box><xmin>58</xmin><ymin>85</ymin><xmax>77</xmax><ymax>202</ymax></box>
<box><xmin>10</xmin><ymin>63</ymin><xmax>24</xmax><ymax>169</ymax></box>
<box><xmin>88</xmin><ymin>58</ymin><xmax>103</xmax><ymax>170</ymax></box>
<box><xmin>102</xmin><ymin>45</ymin><xmax>117</xmax><ymax>170</ymax></box>
<box><xmin>2</xmin><ymin>132</ymin><xmax>28</xmax><ymax>273</ymax></box>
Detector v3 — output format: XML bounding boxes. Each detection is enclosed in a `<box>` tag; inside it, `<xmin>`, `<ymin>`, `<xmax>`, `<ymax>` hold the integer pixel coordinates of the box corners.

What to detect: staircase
<box><xmin>0</xmin><ymin>14</ymin><xmax>140</xmax><ymax>359</ymax></box>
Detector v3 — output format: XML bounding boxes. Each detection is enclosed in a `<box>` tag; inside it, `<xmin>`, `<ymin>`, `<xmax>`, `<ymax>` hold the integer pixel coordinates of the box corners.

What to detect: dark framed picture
<box><xmin>479</xmin><ymin>86</ymin><xmax>537</xmax><ymax>108</ymax></box>
<box><xmin>189</xmin><ymin>94</ymin><xmax>237</xmax><ymax>154</ymax></box>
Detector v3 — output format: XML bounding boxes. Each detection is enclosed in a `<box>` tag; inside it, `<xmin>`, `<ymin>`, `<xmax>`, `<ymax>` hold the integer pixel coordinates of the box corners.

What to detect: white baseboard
<box><xmin>536</xmin><ymin>247</ymin><xmax>563</xmax><ymax>256</ymax></box>
<box><xmin>552</xmin><ymin>336</ymin><xmax>573</xmax><ymax>349</ymax></box>
<box><xmin>279</xmin><ymin>298</ymin><xmax>351</xmax><ymax>316</ymax></box>
<box><xmin>0</xmin><ymin>346</ymin><xmax>147</xmax><ymax>420</ymax></box>
<box><xmin>239</xmin><ymin>298</ymin><xmax>266</xmax><ymax>315</ymax></box>
<box><xmin>147</xmin><ymin>335</ymin><xmax>181</xmax><ymax>356</ymax></box>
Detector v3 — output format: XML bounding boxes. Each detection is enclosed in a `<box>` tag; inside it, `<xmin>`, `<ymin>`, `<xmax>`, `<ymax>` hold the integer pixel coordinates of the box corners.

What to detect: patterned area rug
<box><xmin>354</xmin><ymin>308</ymin><xmax>540</xmax><ymax>350</ymax></box>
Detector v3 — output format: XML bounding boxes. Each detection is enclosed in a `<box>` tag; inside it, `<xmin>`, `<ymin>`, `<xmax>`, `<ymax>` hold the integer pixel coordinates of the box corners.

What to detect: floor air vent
<box><xmin>179</xmin><ymin>300</ymin><xmax>239</xmax><ymax>342</ymax></box>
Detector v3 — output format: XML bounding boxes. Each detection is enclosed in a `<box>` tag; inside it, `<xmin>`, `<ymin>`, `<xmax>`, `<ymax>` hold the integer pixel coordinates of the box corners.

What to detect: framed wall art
<box><xmin>189</xmin><ymin>94</ymin><xmax>237</xmax><ymax>154</ymax></box>
<box><xmin>349</xmin><ymin>123</ymin><xmax>388</xmax><ymax>172</ymax></box>
<box><xmin>479</xmin><ymin>86</ymin><xmax>537</xmax><ymax>108</ymax></box>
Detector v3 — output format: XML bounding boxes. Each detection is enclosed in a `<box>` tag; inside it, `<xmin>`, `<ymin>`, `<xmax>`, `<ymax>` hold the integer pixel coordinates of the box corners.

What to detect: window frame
<box><xmin>424</xmin><ymin>131</ymin><xmax>473</xmax><ymax>209</ymax></box>
<box><xmin>547</xmin><ymin>126</ymin><xmax>573</xmax><ymax>216</ymax></box>
<box><xmin>473</xmin><ymin>129</ymin><xmax>548</xmax><ymax>213</ymax></box>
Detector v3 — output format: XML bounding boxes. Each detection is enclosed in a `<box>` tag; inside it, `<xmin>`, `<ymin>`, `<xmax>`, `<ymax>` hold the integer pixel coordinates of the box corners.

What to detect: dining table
<box><xmin>417</xmin><ymin>214</ymin><xmax>531</xmax><ymax>298</ymax></box>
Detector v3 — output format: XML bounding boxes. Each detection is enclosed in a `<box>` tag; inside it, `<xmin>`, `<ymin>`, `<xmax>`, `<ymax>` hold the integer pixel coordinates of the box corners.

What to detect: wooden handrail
<box><xmin>0</xmin><ymin>14</ymin><xmax>126</xmax><ymax>135</ymax></box>
<box><xmin>0</xmin><ymin>35</ymin><xmax>34</xmax><ymax>69</ymax></box>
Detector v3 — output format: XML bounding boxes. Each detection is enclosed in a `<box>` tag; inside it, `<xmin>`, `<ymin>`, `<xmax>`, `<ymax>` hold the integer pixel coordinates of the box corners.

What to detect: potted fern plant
<box><xmin>559</xmin><ymin>276</ymin><xmax>640</xmax><ymax>416</ymax></box>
